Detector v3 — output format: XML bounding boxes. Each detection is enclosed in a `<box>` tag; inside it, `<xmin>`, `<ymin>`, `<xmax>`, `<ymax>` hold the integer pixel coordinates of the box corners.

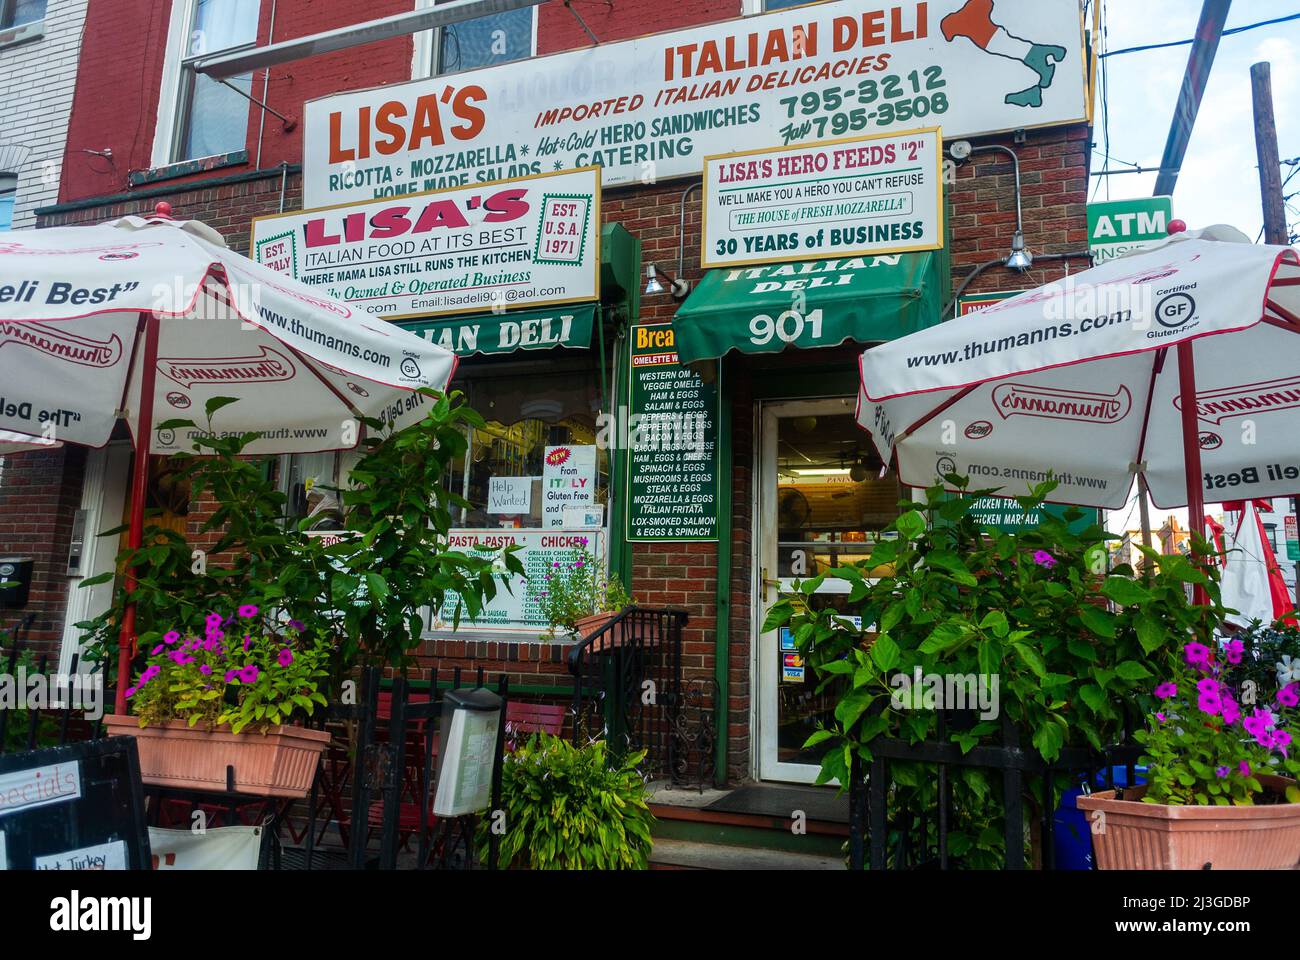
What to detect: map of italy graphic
<box><xmin>941</xmin><ymin>0</ymin><xmax>1069</xmax><ymax>108</ymax></box>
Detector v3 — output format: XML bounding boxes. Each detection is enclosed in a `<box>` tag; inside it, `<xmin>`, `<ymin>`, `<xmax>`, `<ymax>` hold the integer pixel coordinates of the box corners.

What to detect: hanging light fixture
<box><xmin>644</xmin><ymin>262</ymin><xmax>690</xmax><ymax>299</ymax></box>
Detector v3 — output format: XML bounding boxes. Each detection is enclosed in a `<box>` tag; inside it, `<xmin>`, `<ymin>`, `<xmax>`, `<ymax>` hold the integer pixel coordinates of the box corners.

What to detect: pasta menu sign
<box><xmin>251</xmin><ymin>167</ymin><xmax>599</xmax><ymax>319</ymax></box>
<box><xmin>303</xmin><ymin>0</ymin><xmax>1090</xmax><ymax>207</ymax></box>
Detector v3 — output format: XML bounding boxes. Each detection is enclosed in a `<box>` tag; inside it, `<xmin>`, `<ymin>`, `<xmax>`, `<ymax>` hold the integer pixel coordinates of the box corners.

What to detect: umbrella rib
<box><xmin>896</xmin><ymin>382</ymin><xmax>980</xmax><ymax>443</ymax></box>
<box><xmin>1133</xmin><ymin>348</ymin><xmax>1166</xmax><ymax>469</ymax></box>
<box><xmin>1263</xmin><ymin>298</ymin><xmax>1300</xmax><ymax>330</ymax></box>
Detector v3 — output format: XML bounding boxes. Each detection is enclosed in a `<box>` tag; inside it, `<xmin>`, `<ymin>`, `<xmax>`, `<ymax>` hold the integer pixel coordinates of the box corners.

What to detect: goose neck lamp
<box><xmin>645</xmin><ymin>263</ymin><xmax>690</xmax><ymax>299</ymax></box>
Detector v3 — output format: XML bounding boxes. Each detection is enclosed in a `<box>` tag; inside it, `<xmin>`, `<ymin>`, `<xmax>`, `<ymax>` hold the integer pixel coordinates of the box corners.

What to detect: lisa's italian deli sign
<box><xmin>250</xmin><ymin>167</ymin><xmax>599</xmax><ymax>319</ymax></box>
<box><xmin>702</xmin><ymin>127</ymin><xmax>942</xmax><ymax>267</ymax></box>
<box><xmin>304</xmin><ymin>0</ymin><xmax>1089</xmax><ymax>206</ymax></box>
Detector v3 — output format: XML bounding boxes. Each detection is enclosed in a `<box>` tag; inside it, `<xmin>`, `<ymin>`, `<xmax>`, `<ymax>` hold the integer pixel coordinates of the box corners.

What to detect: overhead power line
<box><xmin>1102</xmin><ymin>11</ymin><xmax>1300</xmax><ymax>57</ymax></box>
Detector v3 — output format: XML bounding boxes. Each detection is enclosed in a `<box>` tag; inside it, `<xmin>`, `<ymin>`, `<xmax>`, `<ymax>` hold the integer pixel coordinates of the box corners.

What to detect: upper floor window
<box><xmin>0</xmin><ymin>173</ymin><xmax>16</xmax><ymax>231</ymax></box>
<box><xmin>172</xmin><ymin>0</ymin><xmax>259</xmax><ymax>162</ymax></box>
<box><xmin>0</xmin><ymin>0</ymin><xmax>46</xmax><ymax>29</ymax></box>
<box><xmin>744</xmin><ymin>0</ymin><xmax>818</xmax><ymax>11</ymax></box>
<box><xmin>416</xmin><ymin>0</ymin><xmax>535</xmax><ymax>77</ymax></box>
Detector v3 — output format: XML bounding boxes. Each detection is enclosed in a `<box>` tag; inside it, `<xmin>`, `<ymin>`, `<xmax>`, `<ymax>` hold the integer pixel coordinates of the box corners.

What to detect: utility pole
<box><xmin>1250</xmin><ymin>61</ymin><xmax>1299</xmax><ymax>605</ymax></box>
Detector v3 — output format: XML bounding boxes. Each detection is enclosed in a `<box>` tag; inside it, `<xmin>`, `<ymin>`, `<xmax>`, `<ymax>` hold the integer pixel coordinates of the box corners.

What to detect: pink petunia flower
<box><xmin>1184</xmin><ymin>642</ymin><xmax>1212</xmax><ymax>669</ymax></box>
<box><xmin>1225</xmin><ymin>638</ymin><xmax>1245</xmax><ymax>665</ymax></box>
<box><xmin>164</xmin><ymin>630</ymin><xmax>181</xmax><ymax>645</ymax></box>
<box><xmin>1221</xmin><ymin>698</ymin><xmax>1241</xmax><ymax>725</ymax></box>
<box><xmin>1154</xmin><ymin>682</ymin><xmax>1177</xmax><ymax>699</ymax></box>
<box><xmin>237</xmin><ymin>604</ymin><xmax>258</xmax><ymax>618</ymax></box>
<box><xmin>124</xmin><ymin>686</ymin><xmax>137</xmax><ymax>698</ymax></box>
<box><xmin>224</xmin><ymin>669</ymin><xmax>240</xmax><ymax>683</ymax></box>
<box><xmin>240</xmin><ymin>665</ymin><xmax>259</xmax><ymax>683</ymax></box>
<box><xmin>1032</xmin><ymin>550</ymin><xmax>1057</xmax><ymax>568</ymax></box>
<box><xmin>1240</xmin><ymin>761</ymin><xmax>1252</xmax><ymax>777</ymax></box>
<box><xmin>277</xmin><ymin>648</ymin><xmax>293</xmax><ymax>667</ymax></box>
<box><xmin>1277</xmin><ymin>682</ymin><xmax>1300</xmax><ymax>708</ymax></box>
<box><xmin>151</xmin><ymin>644</ymin><xmax>165</xmax><ymax>655</ymax></box>
<box><xmin>1215</xmin><ymin>765</ymin><xmax>1230</xmax><ymax>778</ymax></box>
<box><xmin>199</xmin><ymin>664</ymin><xmax>212</xmax><ymax>676</ymax></box>
<box><xmin>1155</xmin><ymin>712</ymin><xmax>1167</xmax><ymax>723</ymax></box>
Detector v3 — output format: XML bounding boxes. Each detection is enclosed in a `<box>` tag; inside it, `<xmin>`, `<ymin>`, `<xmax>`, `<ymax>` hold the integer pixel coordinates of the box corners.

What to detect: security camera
<box><xmin>948</xmin><ymin>140</ymin><xmax>972</xmax><ymax>161</ymax></box>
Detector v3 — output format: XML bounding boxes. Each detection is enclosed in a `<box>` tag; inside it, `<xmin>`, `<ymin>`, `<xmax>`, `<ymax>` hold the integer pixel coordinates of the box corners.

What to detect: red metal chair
<box><xmin>504</xmin><ymin>700</ymin><xmax>566</xmax><ymax>750</ymax></box>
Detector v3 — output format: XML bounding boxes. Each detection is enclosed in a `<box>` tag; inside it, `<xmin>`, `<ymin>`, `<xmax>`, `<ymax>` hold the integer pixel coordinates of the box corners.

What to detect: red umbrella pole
<box><xmin>1176</xmin><ymin>340</ymin><xmax>1208</xmax><ymax>604</ymax></box>
<box><xmin>113</xmin><ymin>312</ymin><xmax>160</xmax><ymax>716</ymax></box>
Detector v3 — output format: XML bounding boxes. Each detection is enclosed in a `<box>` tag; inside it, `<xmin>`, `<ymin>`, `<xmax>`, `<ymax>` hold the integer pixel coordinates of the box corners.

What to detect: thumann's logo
<box><xmin>992</xmin><ymin>383</ymin><xmax>1132</xmax><ymax>424</ymax></box>
<box><xmin>1179</xmin><ymin>375</ymin><xmax>1300</xmax><ymax>425</ymax></box>
<box><xmin>0</xmin><ymin>241</ymin><xmax>158</xmax><ymax>256</ymax></box>
<box><xmin>1199</xmin><ymin>431</ymin><xmax>1223</xmax><ymax>450</ymax></box>
<box><xmin>0</xmin><ymin>321</ymin><xmax>123</xmax><ymax>368</ymax></box>
<box><xmin>50</xmin><ymin>891</ymin><xmax>151</xmax><ymax>940</ymax></box>
<box><xmin>157</xmin><ymin>346</ymin><xmax>295</xmax><ymax>388</ymax></box>
<box><xmin>964</xmin><ymin>420</ymin><xmax>993</xmax><ymax>439</ymax></box>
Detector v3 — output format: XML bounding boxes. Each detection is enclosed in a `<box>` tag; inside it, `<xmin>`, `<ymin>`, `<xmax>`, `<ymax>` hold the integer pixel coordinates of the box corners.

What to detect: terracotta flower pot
<box><xmin>575</xmin><ymin>610</ymin><xmax>626</xmax><ymax>654</ymax></box>
<box><xmin>1076</xmin><ymin>775</ymin><xmax>1300</xmax><ymax>869</ymax></box>
<box><xmin>102</xmin><ymin>715</ymin><xmax>331</xmax><ymax>799</ymax></box>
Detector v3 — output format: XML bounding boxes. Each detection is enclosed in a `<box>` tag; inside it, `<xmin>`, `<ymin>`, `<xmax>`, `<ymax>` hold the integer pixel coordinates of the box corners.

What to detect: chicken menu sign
<box><xmin>303</xmin><ymin>0</ymin><xmax>1090</xmax><ymax>207</ymax></box>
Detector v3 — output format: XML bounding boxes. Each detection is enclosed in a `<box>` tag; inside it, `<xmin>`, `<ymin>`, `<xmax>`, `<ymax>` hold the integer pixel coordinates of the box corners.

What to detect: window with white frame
<box><xmin>0</xmin><ymin>0</ymin><xmax>46</xmax><ymax>29</ymax></box>
<box><xmin>0</xmin><ymin>174</ymin><xmax>16</xmax><ymax>231</ymax></box>
<box><xmin>170</xmin><ymin>0</ymin><xmax>260</xmax><ymax>162</ymax></box>
<box><xmin>415</xmin><ymin>0</ymin><xmax>535</xmax><ymax>77</ymax></box>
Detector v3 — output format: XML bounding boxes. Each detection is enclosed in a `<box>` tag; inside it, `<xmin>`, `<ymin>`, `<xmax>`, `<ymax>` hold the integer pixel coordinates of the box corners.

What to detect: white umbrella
<box><xmin>0</xmin><ymin>430</ymin><xmax>60</xmax><ymax>454</ymax></box>
<box><xmin>1220</xmin><ymin>502</ymin><xmax>1276</xmax><ymax>628</ymax></box>
<box><xmin>856</xmin><ymin>227</ymin><xmax>1300</xmax><ymax>532</ymax></box>
<box><xmin>0</xmin><ymin>203</ymin><xmax>458</xmax><ymax>712</ymax></box>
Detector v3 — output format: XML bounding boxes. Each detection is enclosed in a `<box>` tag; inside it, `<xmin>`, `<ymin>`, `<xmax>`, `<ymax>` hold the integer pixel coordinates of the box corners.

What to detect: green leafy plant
<box><xmin>1</xmin><ymin>648</ymin><xmax>60</xmax><ymax>752</ymax></box>
<box><xmin>480</xmin><ymin>733</ymin><xmax>655</xmax><ymax>869</ymax></box>
<box><xmin>124</xmin><ymin>605</ymin><xmax>330</xmax><ymax>733</ymax></box>
<box><xmin>1223</xmin><ymin>619</ymin><xmax>1300</xmax><ymax>705</ymax></box>
<box><xmin>79</xmin><ymin>391</ymin><xmax>523</xmax><ymax>681</ymax></box>
<box><xmin>536</xmin><ymin>539</ymin><xmax>632</xmax><ymax>639</ymax></box>
<box><xmin>764</xmin><ymin>476</ymin><xmax>1222</xmax><ymax>866</ymax></box>
<box><xmin>1136</xmin><ymin>642</ymin><xmax>1300</xmax><ymax>805</ymax></box>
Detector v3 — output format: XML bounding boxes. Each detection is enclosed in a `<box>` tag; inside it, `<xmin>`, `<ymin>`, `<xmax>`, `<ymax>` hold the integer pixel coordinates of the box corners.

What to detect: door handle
<box><xmin>761</xmin><ymin>567</ymin><xmax>782</xmax><ymax>602</ymax></box>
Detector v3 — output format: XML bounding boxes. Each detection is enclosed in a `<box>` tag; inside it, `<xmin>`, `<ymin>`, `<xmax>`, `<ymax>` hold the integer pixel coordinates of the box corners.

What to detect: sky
<box><xmin>1090</xmin><ymin>0</ymin><xmax>1299</xmax><ymax>537</ymax></box>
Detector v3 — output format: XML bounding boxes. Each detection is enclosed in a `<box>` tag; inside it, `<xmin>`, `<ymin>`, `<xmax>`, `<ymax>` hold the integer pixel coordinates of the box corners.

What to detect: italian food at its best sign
<box><xmin>702</xmin><ymin>127</ymin><xmax>942</xmax><ymax>267</ymax></box>
<box><xmin>250</xmin><ymin>166</ymin><xmax>599</xmax><ymax>319</ymax></box>
<box><xmin>303</xmin><ymin>0</ymin><xmax>1089</xmax><ymax>206</ymax></box>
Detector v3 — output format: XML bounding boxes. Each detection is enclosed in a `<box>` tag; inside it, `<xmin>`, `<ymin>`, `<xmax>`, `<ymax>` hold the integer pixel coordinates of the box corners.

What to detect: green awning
<box><xmin>398</xmin><ymin>302</ymin><xmax>597</xmax><ymax>357</ymax></box>
<box><xmin>671</xmin><ymin>251</ymin><xmax>948</xmax><ymax>363</ymax></box>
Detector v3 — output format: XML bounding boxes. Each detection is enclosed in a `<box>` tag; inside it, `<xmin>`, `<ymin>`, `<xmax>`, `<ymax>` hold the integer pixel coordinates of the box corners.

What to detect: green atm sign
<box><xmin>1087</xmin><ymin>197</ymin><xmax>1174</xmax><ymax>264</ymax></box>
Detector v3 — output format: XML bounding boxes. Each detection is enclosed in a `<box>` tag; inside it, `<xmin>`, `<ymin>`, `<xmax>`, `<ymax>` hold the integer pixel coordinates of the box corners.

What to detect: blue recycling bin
<box><xmin>1053</xmin><ymin>766</ymin><xmax>1146</xmax><ymax>870</ymax></box>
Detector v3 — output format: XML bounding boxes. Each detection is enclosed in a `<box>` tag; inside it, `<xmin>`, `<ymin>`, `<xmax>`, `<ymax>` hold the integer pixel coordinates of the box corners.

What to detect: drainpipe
<box><xmin>254</xmin><ymin>0</ymin><xmax>279</xmax><ymax>170</ymax></box>
<box><xmin>677</xmin><ymin>181</ymin><xmax>699</xmax><ymax>284</ymax></box>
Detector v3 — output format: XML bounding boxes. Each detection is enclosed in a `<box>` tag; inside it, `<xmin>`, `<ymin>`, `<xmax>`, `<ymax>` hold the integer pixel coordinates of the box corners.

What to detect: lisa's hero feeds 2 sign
<box><xmin>250</xmin><ymin>167</ymin><xmax>600</xmax><ymax>319</ymax></box>
<box><xmin>303</xmin><ymin>0</ymin><xmax>1089</xmax><ymax>207</ymax></box>
<box><xmin>703</xmin><ymin>127</ymin><xmax>942</xmax><ymax>267</ymax></box>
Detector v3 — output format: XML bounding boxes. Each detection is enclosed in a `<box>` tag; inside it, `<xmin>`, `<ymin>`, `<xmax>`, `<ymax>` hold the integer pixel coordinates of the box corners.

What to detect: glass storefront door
<box><xmin>755</xmin><ymin>398</ymin><xmax>902</xmax><ymax>783</ymax></box>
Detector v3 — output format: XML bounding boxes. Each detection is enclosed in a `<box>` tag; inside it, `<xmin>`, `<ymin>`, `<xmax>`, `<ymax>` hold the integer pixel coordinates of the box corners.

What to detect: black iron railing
<box><xmin>566</xmin><ymin>606</ymin><xmax>694</xmax><ymax>783</ymax></box>
<box><xmin>846</xmin><ymin>709</ymin><xmax>1143</xmax><ymax>870</ymax></box>
<box><xmin>0</xmin><ymin>613</ymin><xmax>104</xmax><ymax>755</ymax></box>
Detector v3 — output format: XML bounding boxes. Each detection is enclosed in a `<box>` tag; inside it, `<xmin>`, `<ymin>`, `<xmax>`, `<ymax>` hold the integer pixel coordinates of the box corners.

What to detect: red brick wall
<box><xmin>0</xmin><ymin>446</ymin><xmax>86</xmax><ymax>661</ymax></box>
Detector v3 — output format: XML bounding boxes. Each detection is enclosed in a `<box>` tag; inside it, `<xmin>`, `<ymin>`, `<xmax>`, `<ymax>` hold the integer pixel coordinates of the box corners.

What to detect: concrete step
<box><xmin>650</xmin><ymin>837</ymin><xmax>844</xmax><ymax>871</ymax></box>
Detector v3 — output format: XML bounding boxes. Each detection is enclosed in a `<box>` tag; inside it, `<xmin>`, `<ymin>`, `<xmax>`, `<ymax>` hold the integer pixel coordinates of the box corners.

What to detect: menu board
<box><xmin>627</xmin><ymin>323</ymin><xmax>720</xmax><ymax>541</ymax></box>
<box><xmin>0</xmin><ymin>737</ymin><xmax>150</xmax><ymax>871</ymax></box>
<box><xmin>433</xmin><ymin>529</ymin><xmax>605</xmax><ymax>634</ymax></box>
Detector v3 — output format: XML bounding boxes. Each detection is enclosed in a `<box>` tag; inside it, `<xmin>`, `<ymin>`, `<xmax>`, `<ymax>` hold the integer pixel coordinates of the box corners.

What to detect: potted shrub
<box><xmin>537</xmin><ymin>538</ymin><xmax>632</xmax><ymax>649</ymax></box>
<box><xmin>477</xmin><ymin>732</ymin><xmax>654</xmax><ymax>869</ymax></box>
<box><xmin>1077</xmin><ymin>640</ymin><xmax>1300</xmax><ymax>869</ymax></box>
<box><xmin>102</xmin><ymin>605</ymin><xmax>333</xmax><ymax>798</ymax></box>
<box><xmin>764</xmin><ymin>477</ymin><xmax>1208</xmax><ymax>867</ymax></box>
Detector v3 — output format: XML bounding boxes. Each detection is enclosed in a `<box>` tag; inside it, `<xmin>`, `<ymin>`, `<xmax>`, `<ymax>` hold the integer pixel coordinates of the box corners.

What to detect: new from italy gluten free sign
<box><xmin>303</xmin><ymin>0</ymin><xmax>1089</xmax><ymax>206</ymax></box>
<box><xmin>702</xmin><ymin>127</ymin><xmax>942</xmax><ymax>267</ymax></box>
<box><xmin>627</xmin><ymin>325</ymin><xmax>720</xmax><ymax>541</ymax></box>
<box><xmin>250</xmin><ymin>166</ymin><xmax>599</xmax><ymax>319</ymax></box>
